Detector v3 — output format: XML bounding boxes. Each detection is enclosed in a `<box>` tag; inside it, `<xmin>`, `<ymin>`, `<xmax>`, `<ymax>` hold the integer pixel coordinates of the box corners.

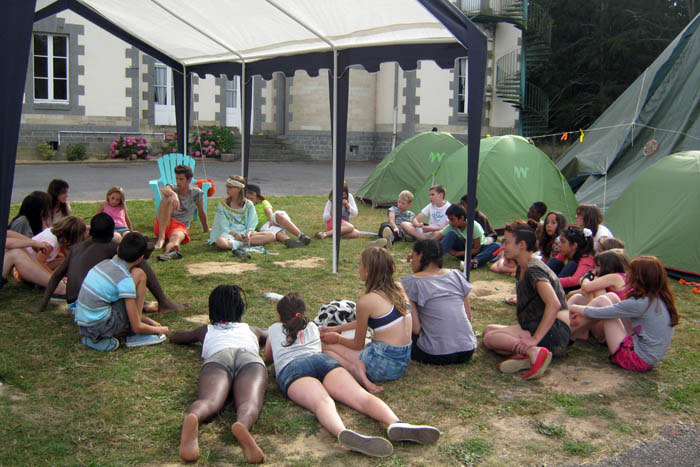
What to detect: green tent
<box><xmin>355</xmin><ymin>131</ymin><xmax>464</xmax><ymax>206</ymax></box>
<box><xmin>605</xmin><ymin>151</ymin><xmax>700</xmax><ymax>278</ymax></box>
<box><xmin>557</xmin><ymin>13</ymin><xmax>700</xmax><ymax>210</ymax></box>
<box><xmin>413</xmin><ymin>135</ymin><xmax>578</xmax><ymax>228</ymax></box>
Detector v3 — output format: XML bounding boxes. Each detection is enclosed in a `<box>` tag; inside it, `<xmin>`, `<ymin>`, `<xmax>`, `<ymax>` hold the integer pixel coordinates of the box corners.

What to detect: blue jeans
<box><xmin>441</xmin><ymin>230</ymin><xmax>466</xmax><ymax>255</ymax></box>
<box><xmin>474</xmin><ymin>242</ymin><xmax>501</xmax><ymax>267</ymax></box>
<box><xmin>276</xmin><ymin>353</ymin><xmax>341</xmax><ymax>396</ymax></box>
<box><xmin>359</xmin><ymin>341</ymin><xmax>411</xmax><ymax>382</ymax></box>
<box><xmin>547</xmin><ymin>257</ymin><xmax>565</xmax><ymax>275</ymax></box>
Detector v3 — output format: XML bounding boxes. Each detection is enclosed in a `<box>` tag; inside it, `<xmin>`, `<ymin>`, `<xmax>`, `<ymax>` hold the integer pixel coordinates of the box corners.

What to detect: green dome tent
<box><xmin>413</xmin><ymin>135</ymin><xmax>578</xmax><ymax>228</ymax></box>
<box><xmin>605</xmin><ymin>151</ymin><xmax>700</xmax><ymax>278</ymax></box>
<box><xmin>355</xmin><ymin>131</ymin><xmax>464</xmax><ymax>206</ymax></box>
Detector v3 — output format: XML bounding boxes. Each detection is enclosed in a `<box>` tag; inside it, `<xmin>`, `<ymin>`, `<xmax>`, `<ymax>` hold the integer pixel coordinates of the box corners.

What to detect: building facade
<box><xmin>18</xmin><ymin>8</ymin><xmax>522</xmax><ymax>161</ymax></box>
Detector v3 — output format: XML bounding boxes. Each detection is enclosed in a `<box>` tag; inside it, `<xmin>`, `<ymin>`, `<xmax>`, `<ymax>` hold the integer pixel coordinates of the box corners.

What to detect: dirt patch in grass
<box><xmin>273</xmin><ymin>257</ymin><xmax>325</xmax><ymax>269</ymax></box>
<box><xmin>470</xmin><ymin>279</ymin><xmax>515</xmax><ymax>302</ymax></box>
<box><xmin>270</xmin><ymin>430</ymin><xmax>345</xmax><ymax>462</ymax></box>
<box><xmin>186</xmin><ymin>261</ymin><xmax>259</xmax><ymax>275</ymax></box>
<box><xmin>183</xmin><ymin>314</ymin><xmax>210</xmax><ymax>325</ymax></box>
<box><xmin>542</xmin><ymin>362</ymin><xmax>632</xmax><ymax>395</ymax></box>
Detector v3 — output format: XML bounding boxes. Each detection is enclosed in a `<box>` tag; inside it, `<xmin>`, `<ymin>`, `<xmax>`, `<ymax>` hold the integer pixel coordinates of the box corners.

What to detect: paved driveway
<box><xmin>11</xmin><ymin>160</ymin><xmax>378</xmax><ymax>203</ymax></box>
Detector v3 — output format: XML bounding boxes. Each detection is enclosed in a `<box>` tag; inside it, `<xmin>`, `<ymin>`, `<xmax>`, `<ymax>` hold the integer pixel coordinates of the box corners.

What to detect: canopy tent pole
<box><xmin>0</xmin><ymin>0</ymin><xmax>36</xmax><ymax>276</ymax></box>
<box><xmin>241</xmin><ymin>62</ymin><xmax>246</xmax><ymax>178</ymax></box>
<box><xmin>331</xmin><ymin>50</ymin><xmax>338</xmax><ymax>273</ymax></box>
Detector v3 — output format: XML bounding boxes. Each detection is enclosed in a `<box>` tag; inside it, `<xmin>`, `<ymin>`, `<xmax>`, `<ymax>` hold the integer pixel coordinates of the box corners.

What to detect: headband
<box><xmin>226</xmin><ymin>178</ymin><xmax>245</xmax><ymax>189</ymax></box>
<box><xmin>583</xmin><ymin>228</ymin><xmax>593</xmax><ymax>238</ymax></box>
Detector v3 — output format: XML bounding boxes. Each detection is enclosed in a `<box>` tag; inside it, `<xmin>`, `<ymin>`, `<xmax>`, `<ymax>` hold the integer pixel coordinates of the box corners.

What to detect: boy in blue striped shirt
<box><xmin>75</xmin><ymin>232</ymin><xmax>169</xmax><ymax>351</ymax></box>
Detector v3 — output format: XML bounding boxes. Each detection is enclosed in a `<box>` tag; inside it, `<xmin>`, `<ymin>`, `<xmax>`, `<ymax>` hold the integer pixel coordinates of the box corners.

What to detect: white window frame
<box><xmin>33</xmin><ymin>33</ymin><xmax>69</xmax><ymax>103</ymax></box>
<box><xmin>154</xmin><ymin>62</ymin><xmax>176</xmax><ymax>125</ymax></box>
<box><xmin>457</xmin><ymin>57</ymin><xmax>468</xmax><ymax>114</ymax></box>
<box><xmin>225</xmin><ymin>76</ymin><xmax>241</xmax><ymax>128</ymax></box>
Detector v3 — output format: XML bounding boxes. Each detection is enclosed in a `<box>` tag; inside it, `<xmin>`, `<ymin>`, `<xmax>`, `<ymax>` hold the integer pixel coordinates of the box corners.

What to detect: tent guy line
<box><xmin>528</xmin><ymin>123</ymin><xmax>700</xmax><ymax>142</ymax></box>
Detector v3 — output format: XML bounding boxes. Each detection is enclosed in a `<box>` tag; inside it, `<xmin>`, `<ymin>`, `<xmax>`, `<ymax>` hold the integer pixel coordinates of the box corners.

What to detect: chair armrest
<box><xmin>149</xmin><ymin>180</ymin><xmax>162</xmax><ymax>212</ymax></box>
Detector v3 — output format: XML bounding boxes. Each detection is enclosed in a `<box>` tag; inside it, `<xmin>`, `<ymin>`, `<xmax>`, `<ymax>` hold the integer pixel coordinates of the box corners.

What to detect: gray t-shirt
<box><xmin>268</xmin><ymin>322</ymin><xmax>321</xmax><ymax>378</ymax></box>
<box><xmin>9</xmin><ymin>215</ymin><xmax>34</xmax><ymax>237</ymax></box>
<box><xmin>584</xmin><ymin>297</ymin><xmax>673</xmax><ymax>366</ymax></box>
<box><xmin>388</xmin><ymin>206</ymin><xmax>415</xmax><ymax>226</ymax></box>
<box><xmin>401</xmin><ymin>270</ymin><xmax>477</xmax><ymax>355</ymax></box>
<box><xmin>516</xmin><ymin>257</ymin><xmax>567</xmax><ymax>328</ymax></box>
<box><xmin>167</xmin><ymin>184</ymin><xmax>203</xmax><ymax>228</ymax></box>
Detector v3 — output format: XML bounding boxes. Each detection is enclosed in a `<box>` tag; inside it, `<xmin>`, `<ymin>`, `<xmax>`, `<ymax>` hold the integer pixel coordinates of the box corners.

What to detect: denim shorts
<box><xmin>359</xmin><ymin>340</ymin><xmax>411</xmax><ymax>382</ymax></box>
<box><xmin>276</xmin><ymin>353</ymin><xmax>342</xmax><ymax>396</ymax></box>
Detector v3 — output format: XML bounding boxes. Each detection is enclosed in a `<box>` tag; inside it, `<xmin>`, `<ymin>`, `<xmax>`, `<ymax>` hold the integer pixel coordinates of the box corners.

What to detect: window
<box><xmin>457</xmin><ymin>58</ymin><xmax>468</xmax><ymax>114</ymax></box>
<box><xmin>225</xmin><ymin>76</ymin><xmax>239</xmax><ymax>108</ymax></box>
<box><xmin>154</xmin><ymin>63</ymin><xmax>174</xmax><ymax>105</ymax></box>
<box><xmin>33</xmin><ymin>34</ymin><xmax>68</xmax><ymax>102</ymax></box>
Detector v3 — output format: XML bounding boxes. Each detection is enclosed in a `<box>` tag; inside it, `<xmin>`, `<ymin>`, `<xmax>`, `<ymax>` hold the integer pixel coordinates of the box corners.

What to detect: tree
<box><xmin>530</xmin><ymin>0</ymin><xmax>691</xmax><ymax>133</ymax></box>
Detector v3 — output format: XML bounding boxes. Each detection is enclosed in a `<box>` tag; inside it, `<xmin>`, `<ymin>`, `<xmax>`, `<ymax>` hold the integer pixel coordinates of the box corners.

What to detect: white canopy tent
<box><xmin>2</xmin><ymin>0</ymin><xmax>487</xmax><ymax>275</ymax></box>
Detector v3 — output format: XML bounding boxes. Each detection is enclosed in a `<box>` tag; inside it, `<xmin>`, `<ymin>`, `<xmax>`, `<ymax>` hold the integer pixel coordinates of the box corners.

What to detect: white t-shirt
<box><xmin>594</xmin><ymin>224</ymin><xmax>613</xmax><ymax>251</ymax></box>
<box><xmin>201</xmin><ymin>323</ymin><xmax>260</xmax><ymax>360</ymax></box>
<box><xmin>27</xmin><ymin>228</ymin><xmax>59</xmax><ymax>263</ymax></box>
<box><xmin>268</xmin><ymin>322</ymin><xmax>322</xmax><ymax>377</ymax></box>
<box><xmin>421</xmin><ymin>201</ymin><xmax>451</xmax><ymax>229</ymax></box>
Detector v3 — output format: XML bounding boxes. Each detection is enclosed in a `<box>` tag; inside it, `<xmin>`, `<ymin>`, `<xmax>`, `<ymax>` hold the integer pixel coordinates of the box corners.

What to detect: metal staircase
<box><xmin>461</xmin><ymin>0</ymin><xmax>551</xmax><ymax>136</ymax></box>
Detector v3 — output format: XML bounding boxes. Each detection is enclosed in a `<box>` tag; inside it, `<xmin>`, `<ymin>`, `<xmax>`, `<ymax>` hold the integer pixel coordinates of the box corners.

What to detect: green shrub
<box><xmin>66</xmin><ymin>143</ymin><xmax>87</xmax><ymax>161</ymax></box>
<box><xmin>36</xmin><ymin>142</ymin><xmax>55</xmax><ymax>161</ymax></box>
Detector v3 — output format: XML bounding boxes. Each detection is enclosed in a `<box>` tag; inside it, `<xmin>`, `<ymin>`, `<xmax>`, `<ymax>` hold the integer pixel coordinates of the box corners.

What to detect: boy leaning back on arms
<box><xmin>74</xmin><ymin>232</ymin><xmax>170</xmax><ymax>351</ymax></box>
<box><xmin>400</xmin><ymin>185</ymin><xmax>450</xmax><ymax>240</ymax></box>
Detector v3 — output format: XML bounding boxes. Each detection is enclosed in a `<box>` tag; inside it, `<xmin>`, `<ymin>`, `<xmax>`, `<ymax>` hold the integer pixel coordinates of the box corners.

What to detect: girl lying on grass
<box><xmin>569</xmin><ymin>256</ymin><xmax>679</xmax><ymax>372</ymax></box>
<box><xmin>264</xmin><ymin>293</ymin><xmax>439</xmax><ymax>458</ymax></box>
<box><xmin>171</xmin><ymin>285</ymin><xmax>268</xmax><ymax>463</ymax></box>
<box><xmin>320</xmin><ymin>247</ymin><xmax>412</xmax><ymax>392</ymax></box>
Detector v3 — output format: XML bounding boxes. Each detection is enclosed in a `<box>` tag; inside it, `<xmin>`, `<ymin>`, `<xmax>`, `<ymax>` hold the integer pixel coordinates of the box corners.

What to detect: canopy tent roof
<box><xmin>36</xmin><ymin>0</ymin><xmax>465</xmax><ymax>66</ymax></box>
<box><xmin>2</xmin><ymin>0</ymin><xmax>486</xmax><ymax>275</ymax></box>
<box><xmin>556</xmin><ymin>12</ymin><xmax>700</xmax><ymax>211</ymax></box>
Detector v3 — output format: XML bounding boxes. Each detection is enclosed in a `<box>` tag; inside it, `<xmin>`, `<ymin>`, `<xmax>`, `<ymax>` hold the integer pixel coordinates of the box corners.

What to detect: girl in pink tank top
<box><xmin>97</xmin><ymin>186</ymin><xmax>132</xmax><ymax>242</ymax></box>
<box><xmin>567</xmin><ymin>249</ymin><xmax>631</xmax><ymax>343</ymax></box>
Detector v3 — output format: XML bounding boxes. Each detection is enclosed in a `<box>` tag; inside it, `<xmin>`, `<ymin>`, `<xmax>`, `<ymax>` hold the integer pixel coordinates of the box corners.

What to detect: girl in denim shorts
<box><xmin>171</xmin><ymin>285</ymin><xmax>268</xmax><ymax>464</ymax></box>
<box><xmin>264</xmin><ymin>293</ymin><xmax>439</xmax><ymax>458</ymax></box>
<box><xmin>321</xmin><ymin>247</ymin><xmax>412</xmax><ymax>393</ymax></box>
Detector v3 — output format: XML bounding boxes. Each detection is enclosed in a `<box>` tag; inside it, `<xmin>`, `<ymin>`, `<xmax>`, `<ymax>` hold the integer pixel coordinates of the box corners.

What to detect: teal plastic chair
<box><xmin>148</xmin><ymin>153</ymin><xmax>211</xmax><ymax>221</ymax></box>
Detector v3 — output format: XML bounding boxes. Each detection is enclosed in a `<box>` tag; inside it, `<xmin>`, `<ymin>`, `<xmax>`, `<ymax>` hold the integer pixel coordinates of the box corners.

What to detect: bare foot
<box><xmin>349</xmin><ymin>360</ymin><xmax>383</xmax><ymax>393</ymax></box>
<box><xmin>232</xmin><ymin>421</ymin><xmax>265</xmax><ymax>464</ymax></box>
<box><xmin>157</xmin><ymin>301</ymin><xmax>189</xmax><ymax>313</ymax></box>
<box><xmin>142</xmin><ymin>301</ymin><xmax>159</xmax><ymax>313</ymax></box>
<box><xmin>179</xmin><ymin>413</ymin><xmax>199</xmax><ymax>462</ymax></box>
<box><xmin>154</xmin><ymin>238</ymin><xmax>165</xmax><ymax>250</ymax></box>
<box><xmin>165</xmin><ymin>242</ymin><xmax>180</xmax><ymax>254</ymax></box>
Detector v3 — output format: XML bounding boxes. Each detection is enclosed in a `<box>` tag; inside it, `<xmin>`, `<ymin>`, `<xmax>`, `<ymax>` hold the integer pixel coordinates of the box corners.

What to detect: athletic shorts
<box><xmin>202</xmin><ymin>347</ymin><xmax>265</xmax><ymax>378</ymax></box>
<box><xmin>153</xmin><ymin>218</ymin><xmax>190</xmax><ymax>244</ymax></box>
<box><xmin>610</xmin><ymin>334</ymin><xmax>652</xmax><ymax>372</ymax></box>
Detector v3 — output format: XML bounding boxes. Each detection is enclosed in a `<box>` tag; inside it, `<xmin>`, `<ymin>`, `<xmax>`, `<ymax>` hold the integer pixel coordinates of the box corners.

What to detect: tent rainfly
<box><xmin>557</xmin><ymin>12</ymin><xmax>700</xmax><ymax>211</ymax></box>
<box><xmin>2</xmin><ymin>0</ymin><xmax>487</xmax><ymax>275</ymax></box>
<box><xmin>356</xmin><ymin>131</ymin><xmax>465</xmax><ymax>207</ymax></box>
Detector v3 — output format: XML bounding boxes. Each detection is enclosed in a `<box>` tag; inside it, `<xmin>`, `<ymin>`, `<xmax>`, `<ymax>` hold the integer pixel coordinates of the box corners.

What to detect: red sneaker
<box><xmin>522</xmin><ymin>348</ymin><xmax>552</xmax><ymax>380</ymax></box>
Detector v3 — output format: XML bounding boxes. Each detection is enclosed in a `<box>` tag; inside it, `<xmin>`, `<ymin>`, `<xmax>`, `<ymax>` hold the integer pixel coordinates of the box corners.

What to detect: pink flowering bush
<box><xmin>188</xmin><ymin>130</ymin><xmax>219</xmax><ymax>159</ymax></box>
<box><xmin>109</xmin><ymin>136</ymin><xmax>151</xmax><ymax>160</ymax></box>
<box><xmin>157</xmin><ymin>131</ymin><xmax>178</xmax><ymax>158</ymax></box>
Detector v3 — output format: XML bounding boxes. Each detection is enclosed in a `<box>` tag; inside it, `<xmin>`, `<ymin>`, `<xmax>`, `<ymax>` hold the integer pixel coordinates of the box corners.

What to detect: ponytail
<box><xmin>277</xmin><ymin>292</ymin><xmax>309</xmax><ymax>346</ymax></box>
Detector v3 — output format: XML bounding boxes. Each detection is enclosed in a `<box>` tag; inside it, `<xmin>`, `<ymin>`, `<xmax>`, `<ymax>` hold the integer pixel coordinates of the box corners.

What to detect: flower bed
<box><xmin>109</xmin><ymin>136</ymin><xmax>151</xmax><ymax>160</ymax></box>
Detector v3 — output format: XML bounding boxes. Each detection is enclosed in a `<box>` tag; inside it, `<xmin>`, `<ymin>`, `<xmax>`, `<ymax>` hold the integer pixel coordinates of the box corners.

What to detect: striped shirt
<box><xmin>74</xmin><ymin>256</ymin><xmax>136</xmax><ymax>327</ymax></box>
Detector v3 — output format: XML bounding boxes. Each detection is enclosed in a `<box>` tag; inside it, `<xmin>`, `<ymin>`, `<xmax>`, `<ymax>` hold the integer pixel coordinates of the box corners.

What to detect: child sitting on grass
<box><xmin>172</xmin><ymin>285</ymin><xmax>268</xmax><ymax>463</ymax></box>
<box><xmin>97</xmin><ymin>186</ymin><xmax>132</xmax><ymax>243</ymax></box>
<box><xmin>569</xmin><ymin>256</ymin><xmax>679</xmax><ymax>372</ymax></box>
<box><xmin>377</xmin><ymin>190</ymin><xmax>415</xmax><ymax>247</ymax></box>
<box><xmin>400</xmin><ymin>185</ymin><xmax>450</xmax><ymax>240</ymax></box>
<box><xmin>245</xmin><ymin>183</ymin><xmax>311</xmax><ymax>248</ymax></box>
<box><xmin>74</xmin><ymin>232</ymin><xmax>169</xmax><ymax>351</ymax></box>
<box><xmin>316</xmin><ymin>181</ymin><xmax>360</xmax><ymax>239</ymax></box>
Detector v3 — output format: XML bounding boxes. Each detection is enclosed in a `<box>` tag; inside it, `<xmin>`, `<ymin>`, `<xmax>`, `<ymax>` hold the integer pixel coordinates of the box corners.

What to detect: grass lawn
<box><xmin>1</xmin><ymin>196</ymin><xmax>698</xmax><ymax>466</ymax></box>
